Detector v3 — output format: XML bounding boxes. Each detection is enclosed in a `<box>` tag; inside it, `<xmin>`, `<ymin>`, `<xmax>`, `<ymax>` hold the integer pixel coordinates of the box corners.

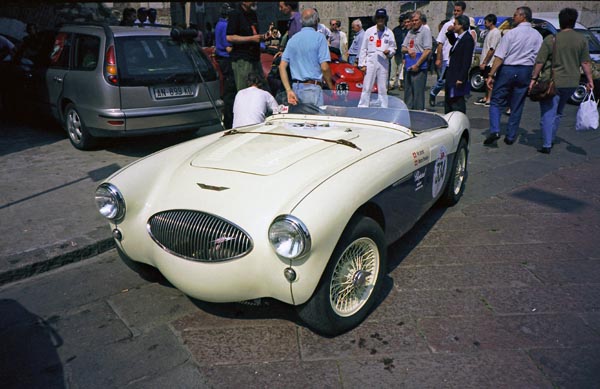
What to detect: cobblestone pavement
<box><xmin>1</xmin><ymin>156</ymin><xmax>599</xmax><ymax>387</ymax></box>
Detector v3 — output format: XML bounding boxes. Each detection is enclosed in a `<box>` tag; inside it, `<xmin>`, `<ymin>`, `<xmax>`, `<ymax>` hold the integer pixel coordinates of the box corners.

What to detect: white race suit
<box><xmin>358</xmin><ymin>25</ymin><xmax>397</xmax><ymax>108</ymax></box>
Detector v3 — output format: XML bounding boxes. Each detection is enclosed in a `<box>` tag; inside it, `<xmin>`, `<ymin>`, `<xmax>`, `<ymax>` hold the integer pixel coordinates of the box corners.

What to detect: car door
<box><xmin>44</xmin><ymin>31</ymin><xmax>72</xmax><ymax>120</ymax></box>
<box><xmin>410</xmin><ymin>126</ymin><xmax>456</xmax><ymax>214</ymax></box>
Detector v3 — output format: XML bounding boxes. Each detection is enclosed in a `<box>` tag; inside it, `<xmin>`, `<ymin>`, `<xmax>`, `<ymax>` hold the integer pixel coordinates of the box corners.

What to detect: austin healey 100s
<box><xmin>95</xmin><ymin>92</ymin><xmax>470</xmax><ymax>335</ymax></box>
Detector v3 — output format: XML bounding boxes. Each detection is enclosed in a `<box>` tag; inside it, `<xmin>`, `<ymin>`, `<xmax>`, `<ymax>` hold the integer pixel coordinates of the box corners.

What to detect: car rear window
<box><xmin>114</xmin><ymin>35</ymin><xmax>217</xmax><ymax>86</ymax></box>
<box><xmin>577</xmin><ymin>29</ymin><xmax>600</xmax><ymax>54</ymax></box>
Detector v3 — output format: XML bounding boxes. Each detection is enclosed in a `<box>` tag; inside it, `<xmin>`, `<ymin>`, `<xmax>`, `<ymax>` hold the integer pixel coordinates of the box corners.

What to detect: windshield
<box><xmin>576</xmin><ymin>29</ymin><xmax>600</xmax><ymax>54</ymax></box>
<box><xmin>115</xmin><ymin>35</ymin><xmax>217</xmax><ymax>86</ymax></box>
<box><xmin>284</xmin><ymin>91</ymin><xmax>411</xmax><ymax>128</ymax></box>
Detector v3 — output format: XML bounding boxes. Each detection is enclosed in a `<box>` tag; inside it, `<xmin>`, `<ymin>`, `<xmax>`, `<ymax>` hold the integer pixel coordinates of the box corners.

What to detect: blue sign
<box><xmin>473</xmin><ymin>16</ymin><xmax>510</xmax><ymax>27</ymax></box>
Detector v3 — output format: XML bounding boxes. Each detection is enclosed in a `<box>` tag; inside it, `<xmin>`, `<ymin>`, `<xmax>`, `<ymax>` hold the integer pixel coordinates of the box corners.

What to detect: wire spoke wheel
<box><xmin>439</xmin><ymin>137</ymin><xmax>468</xmax><ymax>206</ymax></box>
<box><xmin>297</xmin><ymin>216</ymin><xmax>386</xmax><ymax>336</ymax></box>
<box><xmin>329</xmin><ymin>237</ymin><xmax>379</xmax><ymax>317</ymax></box>
<box><xmin>452</xmin><ymin>146</ymin><xmax>467</xmax><ymax>195</ymax></box>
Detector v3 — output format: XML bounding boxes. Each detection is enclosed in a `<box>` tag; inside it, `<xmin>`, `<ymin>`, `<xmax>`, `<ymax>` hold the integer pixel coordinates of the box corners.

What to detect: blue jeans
<box><xmin>489</xmin><ymin>65</ymin><xmax>533</xmax><ymax>141</ymax></box>
<box><xmin>539</xmin><ymin>87</ymin><xmax>576</xmax><ymax>148</ymax></box>
<box><xmin>348</xmin><ymin>54</ymin><xmax>358</xmax><ymax>66</ymax></box>
<box><xmin>292</xmin><ymin>83</ymin><xmax>323</xmax><ymax>106</ymax></box>
<box><xmin>430</xmin><ymin>60</ymin><xmax>448</xmax><ymax>97</ymax></box>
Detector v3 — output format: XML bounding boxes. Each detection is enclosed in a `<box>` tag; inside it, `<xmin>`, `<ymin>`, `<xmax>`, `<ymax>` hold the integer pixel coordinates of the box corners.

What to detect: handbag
<box><xmin>576</xmin><ymin>91</ymin><xmax>599</xmax><ymax>131</ymax></box>
<box><xmin>529</xmin><ymin>79</ymin><xmax>555</xmax><ymax>102</ymax></box>
<box><xmin>529</xmin><ymin>37</ymin><xmax>556</xmax><ymax>102</ymax></box>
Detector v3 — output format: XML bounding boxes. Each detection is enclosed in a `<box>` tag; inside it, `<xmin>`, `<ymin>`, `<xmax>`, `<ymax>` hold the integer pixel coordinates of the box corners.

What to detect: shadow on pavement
<box><xmin>0</xmin><ymin>163</ymin><xmax>121</xmax><ymax>210</ymax></box>
<box><xmin>0</xmin><ymin>116</ymin><xmax>65</xmax><ymax>157</ymax></box>
<box><xmin>510</xmin><ymin>187</ymin><xmax>588</xmax><ymax>213</ymax></box>
<box><xmin>387</xmin><ymin>205</ymin><xmax>447</xmax><ymax>272</ymax></box>
<box><xmin>190</xmin><ymin>298</ymin><xmax>300</xmax><ymax>326</ymax></box>
<box><xmin>0</xmin><ymin>299</ymin><xmax>65</xmax><ymax>388</ymax></box>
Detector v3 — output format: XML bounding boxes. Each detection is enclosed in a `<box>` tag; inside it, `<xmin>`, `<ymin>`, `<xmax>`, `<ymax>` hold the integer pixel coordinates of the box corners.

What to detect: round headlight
<box><xmin>95</xmin><ymin>183</ymin><xmax>125</xmax><ymax>221</ymax></box>
<box><xmin>269</xmin><ymin>215</ymin><xmax>311</xmax><ymax>259</ymax></box>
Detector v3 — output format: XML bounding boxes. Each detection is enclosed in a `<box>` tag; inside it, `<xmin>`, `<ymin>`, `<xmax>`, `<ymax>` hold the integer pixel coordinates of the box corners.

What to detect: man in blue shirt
<box><xmin>215</xmin><ymin>3</ymin><xmax>234</xmax><ymax>128</ymax></box>
<box><xmin>347</xmin><ymin>19</ymin><xmax>364</xmax><ymax>66</ymax></box>
<box><xmin>279</xmin><ymin>8</ymin><xmax>335</xmax><ymax>106</ymax></box>
<box><xmin>279</xmin><ymin>2</ymin><xmax>302</xmax><ymax>39</ymax></box>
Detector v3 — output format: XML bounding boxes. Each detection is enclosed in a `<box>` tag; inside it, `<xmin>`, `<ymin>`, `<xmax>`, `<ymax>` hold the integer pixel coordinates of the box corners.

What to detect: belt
<box><xmin>293</xmin><ymin>79</ymin><xmax>322</xmax><ymax>85</ymax></box>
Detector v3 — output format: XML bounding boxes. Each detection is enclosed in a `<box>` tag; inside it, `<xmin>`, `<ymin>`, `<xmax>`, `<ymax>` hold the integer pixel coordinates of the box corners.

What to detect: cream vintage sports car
<box><xmin>95</xmin><ymin>92</ymin><xmax>470</xmax><ymax>336</ymax></box>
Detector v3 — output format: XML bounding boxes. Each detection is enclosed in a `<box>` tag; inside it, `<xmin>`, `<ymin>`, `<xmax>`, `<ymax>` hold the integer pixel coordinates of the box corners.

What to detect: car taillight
<box><xmin>105</xmin><ymin>45</ymin><xmax>118</xmax><ymax>85</ymax></box>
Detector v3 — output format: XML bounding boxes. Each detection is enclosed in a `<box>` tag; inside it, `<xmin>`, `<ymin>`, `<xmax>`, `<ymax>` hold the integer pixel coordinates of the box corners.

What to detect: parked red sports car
<box><xmin>205</xmin><ymin>46</ymin><xmax>376</xmax><ymax>101</ymax></box>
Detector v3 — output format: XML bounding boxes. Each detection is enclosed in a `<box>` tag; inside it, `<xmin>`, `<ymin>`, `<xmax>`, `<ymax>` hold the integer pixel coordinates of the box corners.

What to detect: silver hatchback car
<box><xmin>3</xmin><ymin>23</ymin><xmax>223</xmax><ymax>150</ymax></box>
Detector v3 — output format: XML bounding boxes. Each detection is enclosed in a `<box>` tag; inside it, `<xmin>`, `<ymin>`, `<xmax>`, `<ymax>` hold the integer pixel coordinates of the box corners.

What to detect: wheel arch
<box><xmin>59</xmin><ymin>97</ymin><xmax>74</xmax><ymax>123</ymax></box>
<box><xmin>354</xmin><ymin>201</ymin><xmax>385</xmax><ymax>233</ymax></box>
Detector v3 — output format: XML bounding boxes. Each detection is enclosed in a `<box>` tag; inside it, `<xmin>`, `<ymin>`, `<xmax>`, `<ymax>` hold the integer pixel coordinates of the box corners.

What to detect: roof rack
<box><xmin>58</xmin><ymin>21</ymin><xmax>173</xmax><ymax>42</ymax></box>
<box><xmin>58</xmin><ymin>21</ymin><xmax>114</xmax><ymax>41</ymax></box>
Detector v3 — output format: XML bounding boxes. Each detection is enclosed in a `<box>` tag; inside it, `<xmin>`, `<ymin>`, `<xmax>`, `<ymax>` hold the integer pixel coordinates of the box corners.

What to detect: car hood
<box><xmin>190</xmin><ymin>118</ymin><xmax>408</xmax><ymax>175</ymax></box>
<box><xmin>109</xmin><ymin>116</ymin><xmax>412</xmax><ymax>223</ymax></box>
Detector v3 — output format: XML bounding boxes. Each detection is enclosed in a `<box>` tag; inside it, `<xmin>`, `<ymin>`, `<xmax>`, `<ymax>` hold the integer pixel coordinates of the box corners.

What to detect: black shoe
<box><xmin>483</xmin><ymin>133</ymin><xmax>501</xmax><ymax>145</ymax></box>
<box><xmin>537</xmin><ymin>147</ymin><xmax>551</xmax><ymax>154</ymax></box>
<box><xmin>503</xmin><ymin>137</ymin><xmax>515</xmax><ymax>145</ymax></box>
<box><xmin>429</xmin><ymin>94</ymin><xmax>436</xmax><ymax>107</ymax></box>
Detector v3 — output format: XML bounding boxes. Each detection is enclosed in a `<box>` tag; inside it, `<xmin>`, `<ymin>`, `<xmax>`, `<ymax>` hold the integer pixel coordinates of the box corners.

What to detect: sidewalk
<box><xmin>1</xmin><ymin>135</ymin><xmax>599</xmax><ymax>387</ymax></box>
<box><xmin>1</xmin><ymin>87</ymin><xmax>600</xmax><ymax>286</ymax></box>
<box><xmin>0</xmin><ymin>120</ymin><xmax>197</xmax><ymax>285</ymax></box>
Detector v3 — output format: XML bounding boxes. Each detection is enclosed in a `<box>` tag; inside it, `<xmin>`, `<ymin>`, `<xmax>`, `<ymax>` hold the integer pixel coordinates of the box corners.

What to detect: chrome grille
<box><xmin>147</xmin><ymin>210</ymin><xmax>253</xmax><ymax>262</ymax></box>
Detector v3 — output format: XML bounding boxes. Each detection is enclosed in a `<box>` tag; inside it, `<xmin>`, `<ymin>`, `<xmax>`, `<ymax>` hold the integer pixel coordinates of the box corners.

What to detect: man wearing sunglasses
<box><xmin>329</xmin><ymin>19</ymin><xmax>348</xmax><ymax>61</ymax></box>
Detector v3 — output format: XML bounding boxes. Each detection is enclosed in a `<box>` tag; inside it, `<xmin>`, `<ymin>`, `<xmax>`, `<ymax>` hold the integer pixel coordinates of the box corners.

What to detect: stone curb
<box><xmin>0</xmin><ymin>228</ymin><xmax>115</xmax><ymax>286</ymax></box>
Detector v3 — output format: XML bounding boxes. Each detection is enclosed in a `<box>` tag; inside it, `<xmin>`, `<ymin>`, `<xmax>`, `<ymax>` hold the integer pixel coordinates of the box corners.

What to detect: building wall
<box><xmin>1</xmin><ymin>2</ymin><xmax>598</xmax><ymax>42</ymax></box>
<box><xmin>301</xmin><ymin>1</ymin><xmax>600</xmax><ymax>41</ymax></box>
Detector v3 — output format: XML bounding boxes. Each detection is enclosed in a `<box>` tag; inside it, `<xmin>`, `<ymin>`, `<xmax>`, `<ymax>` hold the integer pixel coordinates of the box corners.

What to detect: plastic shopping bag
<box><xmin>576</xmin><ymin>91</ymin><xmax>599</xmax><ymax>131</ymax></box>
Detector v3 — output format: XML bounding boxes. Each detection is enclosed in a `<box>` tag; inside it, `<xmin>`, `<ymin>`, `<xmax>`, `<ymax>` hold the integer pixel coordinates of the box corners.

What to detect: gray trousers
<box><xmin>404</xmin><ymin>69</ymin><xmax>427</xmax><ymax>110</ymax></box>
<box><xmin>231</xmin><ymin>59</ymin><xmax>269</xmax><ymax>92</ymax></box>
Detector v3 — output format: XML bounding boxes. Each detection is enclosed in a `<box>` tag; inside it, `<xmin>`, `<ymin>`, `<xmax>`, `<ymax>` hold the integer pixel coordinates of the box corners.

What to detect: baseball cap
<box><xmin>375</xmin><ymin>9</ymin><xmax>387</xmax><ymax>19</ymax></box>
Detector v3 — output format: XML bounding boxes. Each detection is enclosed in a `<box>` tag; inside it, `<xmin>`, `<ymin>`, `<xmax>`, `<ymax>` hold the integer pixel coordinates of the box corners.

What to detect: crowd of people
<box><xmin>115</xmin><ymin>2</ymin><xmax>595</xmax><ymax>155</ymax></box>
<box><xmin>119</xmin><ymin>7</ymin><xmax>158</xmax><ymax>26</ymax></box>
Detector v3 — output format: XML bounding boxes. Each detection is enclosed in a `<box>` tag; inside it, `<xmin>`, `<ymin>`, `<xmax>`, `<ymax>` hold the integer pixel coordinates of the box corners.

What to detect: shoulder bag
<box><xmin>529</xmin><ymin>36</ymin><xmax>556</xmax><ymax>102</ymax></box>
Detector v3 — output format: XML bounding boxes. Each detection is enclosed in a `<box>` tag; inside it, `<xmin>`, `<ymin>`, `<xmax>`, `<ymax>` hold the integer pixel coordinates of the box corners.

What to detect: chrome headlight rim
<box><xmin>95</xmin><ymin>183</ymin><xmax>126</xmax><ymax>222</ymax></box>
<box><xmin>268</xmin><ymin>215</ymin><xmax>311</xmax><ymax>260</ymax></box>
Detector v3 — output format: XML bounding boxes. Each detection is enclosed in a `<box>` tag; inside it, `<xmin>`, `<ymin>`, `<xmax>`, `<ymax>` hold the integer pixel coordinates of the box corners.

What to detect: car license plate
<box><xmin>152</xmin><ymin>85</ymin><xmax>194</xmax><ymax>99</ymax></box>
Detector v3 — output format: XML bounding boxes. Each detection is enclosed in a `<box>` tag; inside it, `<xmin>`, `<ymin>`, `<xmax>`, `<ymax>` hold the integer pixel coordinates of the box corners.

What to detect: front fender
<box><xmin>288</xmin><ymin>139</ymin><xmax>419</xmax><ymax>304</ymax></box>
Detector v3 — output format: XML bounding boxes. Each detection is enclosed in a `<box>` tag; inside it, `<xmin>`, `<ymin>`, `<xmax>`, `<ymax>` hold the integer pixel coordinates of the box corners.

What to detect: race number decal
<box><xmin>432</xmin><ymin>145</ymin><xmax>448</xmax><ymax>198</ymax></box>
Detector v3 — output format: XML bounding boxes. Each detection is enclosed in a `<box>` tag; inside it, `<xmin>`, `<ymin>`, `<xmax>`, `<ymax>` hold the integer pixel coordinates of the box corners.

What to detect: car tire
<box><xmin>568</xmin><ymin>84</ymin><xmax>587</xmax><ymax>105</ymax></box>
<box><xmin>296</xmin><ymin>216</ymin><xmax>387</xmax><ymax>336</ymax></box>
<box><xmin>469</xmin><ymin>68</ymin><xmax>485</xmax><ymax>92</ymax></box>
<box><xmin>64</xmin><ymin>103</ymin><xmax>97</xmax><ymax>150</ymax></box>
<box><xmin>439</xmin><ymin>137</ymin><xmax>468</xmax><ymax>206</ymax></box>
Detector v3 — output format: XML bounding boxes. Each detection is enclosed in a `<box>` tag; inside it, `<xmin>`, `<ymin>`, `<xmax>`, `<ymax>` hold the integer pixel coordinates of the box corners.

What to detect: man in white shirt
<box><xmin>232</xmin><ymin>73</ymin><xmax>279</xmax><ymax>127</ymax></box>
<box><xmin>358</xmin><ymin>8</ymin><xmax>397</xmax><ymax>108</ymax></box>
<box><xmin>429</xmin><ymin>1</ymin><xmax>476</xmax><ymax>107</ymax></box>
<box><xmin>474</xmin><ymin>14</ymin><xmax>501</xmax><ymax>107</ymax></box>
<box><xmin>483</xmin><ymin>6</ymin><xmax>543</xmax><ymax>146</ymax></box>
